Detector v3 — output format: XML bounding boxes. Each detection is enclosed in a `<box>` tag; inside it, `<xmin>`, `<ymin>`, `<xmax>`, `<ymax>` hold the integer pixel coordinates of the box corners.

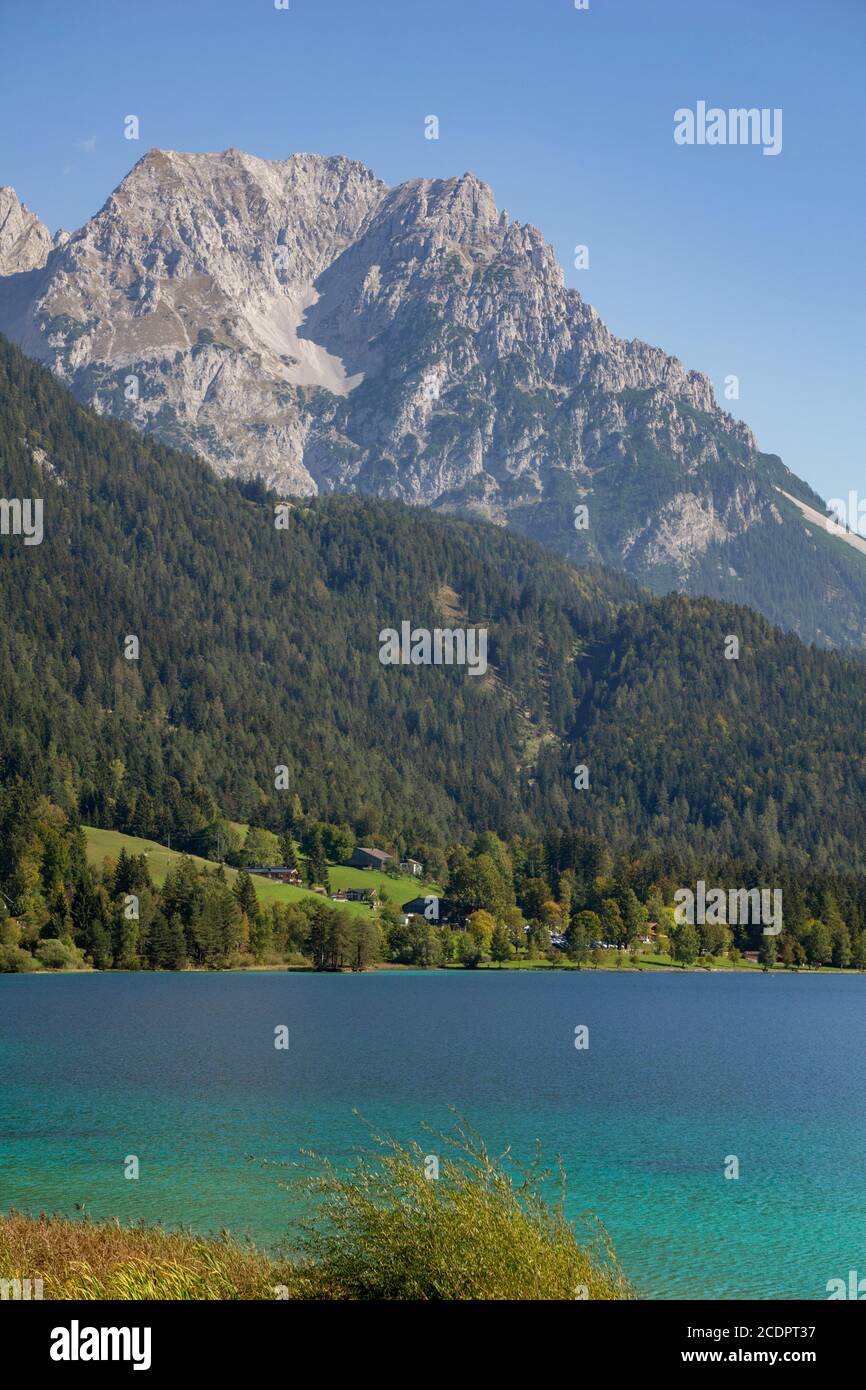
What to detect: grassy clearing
<box><xmin>84</xmin><ymin>827</ymin><xmax>214</xmax><ymax>887</ymax></box>
<box><xmin>1</xmin><ymin>1122</ymin><xmax>633</xmax><ymax>1301</ymax></box>
<box><xmin>83</xmin><ymin>826</ymin><xmax>437</xmax><ymax>920</ymax></box>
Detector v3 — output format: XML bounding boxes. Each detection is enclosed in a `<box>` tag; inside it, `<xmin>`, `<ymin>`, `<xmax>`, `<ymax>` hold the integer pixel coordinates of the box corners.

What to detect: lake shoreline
<box><xmin>7</xmin><ymin>960</ymin><xmax>865</xmax><ymax>977</ymax></box>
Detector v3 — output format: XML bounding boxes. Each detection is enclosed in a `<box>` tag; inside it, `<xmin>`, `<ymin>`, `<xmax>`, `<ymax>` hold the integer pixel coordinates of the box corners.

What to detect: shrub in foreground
<box><xmin>283</xmin><ymin>1117</ymin><xmax>634</xmax><ymax>1300</ymax></box>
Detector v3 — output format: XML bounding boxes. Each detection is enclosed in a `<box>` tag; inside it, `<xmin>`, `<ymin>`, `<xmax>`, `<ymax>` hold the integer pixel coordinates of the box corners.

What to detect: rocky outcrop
<box><xmin>0</xmin><ymin>188</ymin><xmax>54</xmax><ymax>276</ymax></box>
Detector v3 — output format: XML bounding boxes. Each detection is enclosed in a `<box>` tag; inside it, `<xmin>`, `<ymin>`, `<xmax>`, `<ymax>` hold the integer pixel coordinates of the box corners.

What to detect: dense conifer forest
<box><xmin>3</xmin><ymin>332</ymin><xmax>866</xmax><ymax>971</ymax></box>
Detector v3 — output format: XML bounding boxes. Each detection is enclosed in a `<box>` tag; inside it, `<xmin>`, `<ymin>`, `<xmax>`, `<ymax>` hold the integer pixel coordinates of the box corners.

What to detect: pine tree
<box><xmin>233</xmin><ymin>869</ymin><xmax>259</xmax><ymax>920</ymax></box>
<box><xmin>758</xmin><ymin>935</ymin><xmax>777</xmax><ymax>968</ymax></box>
<box><xmin>304</xmin><ymin>827</ymin><xmax>329</xmax><ymax>890</ymax></box>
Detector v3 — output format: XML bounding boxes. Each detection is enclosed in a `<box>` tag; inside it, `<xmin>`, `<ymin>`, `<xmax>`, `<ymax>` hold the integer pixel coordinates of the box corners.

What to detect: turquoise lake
<box><xmin>1</xmin><ymin>969</ymin><xmax>863</xmax><ymax>1299</ymax></box>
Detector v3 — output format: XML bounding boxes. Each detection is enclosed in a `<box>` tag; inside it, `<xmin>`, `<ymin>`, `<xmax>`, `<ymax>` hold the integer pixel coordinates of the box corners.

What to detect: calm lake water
<box><xmin>1</xmin><ymin>969</ymin><xmax>863</xmax><ymax>1299</ymax></box>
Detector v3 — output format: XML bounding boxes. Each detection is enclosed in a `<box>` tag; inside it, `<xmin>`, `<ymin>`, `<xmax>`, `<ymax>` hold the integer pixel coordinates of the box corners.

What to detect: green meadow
<box><xmin>83</xmin><ymin>826</ymin><xmax>438</xmax><ymax>920</ymax></box>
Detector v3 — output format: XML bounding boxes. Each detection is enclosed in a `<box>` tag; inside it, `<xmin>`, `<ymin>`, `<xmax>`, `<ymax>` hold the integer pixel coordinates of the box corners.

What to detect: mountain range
<box><xmin>1</xmin><ymin>149</ymin><xmax>864</xmax><ymax>649</ymax></box>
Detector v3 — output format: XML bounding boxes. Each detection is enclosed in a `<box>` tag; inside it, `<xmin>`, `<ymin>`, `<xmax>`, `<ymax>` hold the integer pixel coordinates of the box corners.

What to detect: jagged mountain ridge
<box><xmin>1</xmin><ymin>148</ymin><xmax>863</xmax><ymax>647</ymax></box>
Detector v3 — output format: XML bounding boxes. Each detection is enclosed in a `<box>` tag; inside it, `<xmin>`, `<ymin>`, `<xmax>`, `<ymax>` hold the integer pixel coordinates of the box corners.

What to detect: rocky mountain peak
<box><xmin>0</xmin><ymin>187</ymin><xmax>54</xmax><ymax>276</ymax></box>
<box><xmin>95</xmin><ymin>147</ymin><xmax>388</xmax><ymax>291</ymax></box>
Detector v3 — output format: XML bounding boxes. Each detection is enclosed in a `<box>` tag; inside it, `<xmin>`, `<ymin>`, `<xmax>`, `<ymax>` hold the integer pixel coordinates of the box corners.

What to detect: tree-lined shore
<box><xmin>2</xmin><ymin>793</ymin><xmax>864</xmax><ymax>974</ymax></box>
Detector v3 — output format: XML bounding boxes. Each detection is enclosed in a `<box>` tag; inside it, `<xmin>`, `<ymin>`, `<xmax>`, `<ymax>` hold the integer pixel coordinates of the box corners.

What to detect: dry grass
<box><xmin>0</xmin><ymin>1211</ymin><xmax>283</xmax><ymax>1300</ymax></box>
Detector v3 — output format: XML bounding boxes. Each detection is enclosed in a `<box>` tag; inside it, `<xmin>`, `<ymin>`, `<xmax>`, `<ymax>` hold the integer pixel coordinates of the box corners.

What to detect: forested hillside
<box><xmin>2</xmin><ymin>333</ymin><xmax>866</xmax><ymax>871</ymax></box>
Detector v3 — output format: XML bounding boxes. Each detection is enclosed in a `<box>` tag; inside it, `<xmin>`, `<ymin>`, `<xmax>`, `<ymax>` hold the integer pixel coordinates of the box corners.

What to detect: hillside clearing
<box><xmin>83</xmin><ymin>825</ymin><xmax>437</xmax><ymax>918</ymax></box>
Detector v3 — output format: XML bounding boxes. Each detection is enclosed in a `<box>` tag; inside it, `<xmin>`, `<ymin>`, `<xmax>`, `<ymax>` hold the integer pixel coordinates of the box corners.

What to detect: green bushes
<box><xmin>0</xmin><ymin>944</ymin><xmax>39</xmax><ymax>972</ymax></box>
<box><xmin>285</xmin><ymin>1119</ymin><xmax>633</xmax><ymax>1301</ymax></box>
<box><xmin>34</xmin><ymin>939</ymin><xmax>87</xmax><ymax>970</ymax></box>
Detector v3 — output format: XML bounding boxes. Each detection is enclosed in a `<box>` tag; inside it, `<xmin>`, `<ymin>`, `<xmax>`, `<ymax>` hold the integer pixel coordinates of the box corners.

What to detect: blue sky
<box><xmin>0</xmin><ymin>0</ymin><xmax>863</xmax><ymax>502</ymax></box>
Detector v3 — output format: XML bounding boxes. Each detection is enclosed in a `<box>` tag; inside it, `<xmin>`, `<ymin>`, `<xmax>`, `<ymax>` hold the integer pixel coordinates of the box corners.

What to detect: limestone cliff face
<box><xmin>0</xmin><ymin>150</ymin><xmax>860</xmax><ymax>645</ymax></box>
<box><xmin>0</xmin><ymin>187</ymin><xmax>56</xmax><ymax>275</ymax></box>
<box><xmin>0</xmin><ymin>152</ymin><xmax>387</xmax><ymax>493</ymax></box>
